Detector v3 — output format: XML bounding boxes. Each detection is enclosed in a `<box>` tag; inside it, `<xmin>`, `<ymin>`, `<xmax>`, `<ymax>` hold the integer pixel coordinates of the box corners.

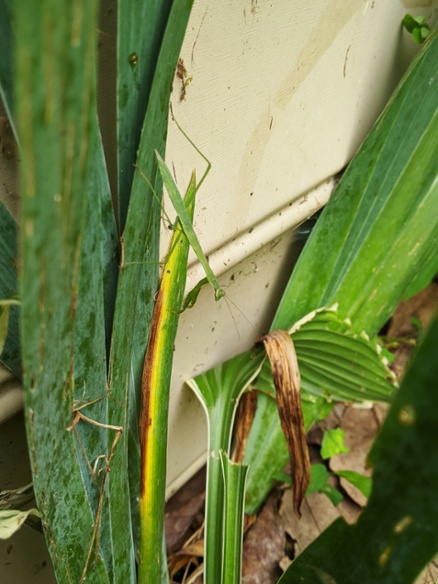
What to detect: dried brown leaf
<box><xmin>260</xmin><ymin>330</ymin><xmax>310</xmax><ymax>516</ymax></box>
<box><xmin>232</xmin><ymin>389</ymin><xmax>258</xmax><ymax>464</ymax></box>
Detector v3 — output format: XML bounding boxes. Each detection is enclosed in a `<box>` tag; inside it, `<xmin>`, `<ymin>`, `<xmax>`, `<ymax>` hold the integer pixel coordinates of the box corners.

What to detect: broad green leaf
<box><xmin>335</xmin><ymin>470</ymin><xmax>372</xmax><ymax>499</ymax></box>
<box><xmin>245</xmin><ymin>29</ymin><xmax>438</xmax><ymax>514</ymax></box>
<box><xmin>187</xmin><ymin>349</ymin><xmax>264</xmax><ymax>584</ymax></box>
<box><xmin>17</xmin><ymin>1</ymin><xmax>113</xmax><ymax>581</ymax></box>
<box><xmin>220</xmin><ymin>452</ymin><xmax>248</xmax><ymax>584</ymax></box>
<box><xmin>256</xmin><ymin>310</ymin><xmax>396</xmax><ymax>404</ymax></box>
<box><xmin>244</xmin><ymin>310</ymin><xmax>394</xmax><ymax>513</ymax></box>
<box><xmin>321</xmin><ymin>428</ymin><xmax>349</xmax><ymax>459</ymax></box>
<box><xmin>0</xmin><ymin>508</ymin><xmax>40</xmax><ymax>540</ymax></box>
<box><xmin>306</xmin><ymin>464</ymin><xmax>343</xmax><ymax>506</ymax></box>
<box><xmin>279</xmin><ymin>311</ymin><xmax>438</xmax><ymax>584</ymax></box>
<box><xmin>307</xmin><ymin>463</ymin><xmax>330</xmax><ymax>493</ymax></box>
<box><xmin>117</xmin><ymin>0</ymin><xmax>172</xmax><ymax>230</ymax></box>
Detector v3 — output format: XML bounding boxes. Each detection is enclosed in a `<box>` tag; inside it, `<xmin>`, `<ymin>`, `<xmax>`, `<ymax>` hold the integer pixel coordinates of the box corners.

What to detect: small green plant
<box><xmin>320</xmin><ymin>428</ymin><xmax>349</xmax><ymax>460</ymax></box>
<box><xmin>403</xmin><ymin>13</ymin><xmax>431</xmax><ymax>44</ymax></box>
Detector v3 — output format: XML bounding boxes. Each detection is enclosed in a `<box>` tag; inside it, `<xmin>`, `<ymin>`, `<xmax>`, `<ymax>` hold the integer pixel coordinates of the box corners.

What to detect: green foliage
<box><xmin>117</xmin><ymin>0</ymin><xmax>173</xmax><ymax>229</ymax></box>
<box><xmin>402</xmin><ymin>244</ymin><xmax>438</xmax><ymax>300</ymax></box>
<box><xmin>244</xmin><ymin>309</ymin><xmax>395</xmax><ymax>513</ymax></box>
<box><xmin>307</xmin><ymin>464</ymin><xmax>343</xmax><ymax>506</ymax></box>
<box><xmin>255</xmin><ymin>310</ymin><xmax>396</xmax><ymax>404</ymax></box>
<box><xmin>244</xmin><ymin>27</ymin><xmax>438</xmax><ymax>513</ymax></box>
<box><xmin>220</xmin><ymin>452</ymin><xmax>249</xmax><ymax>584</ymax></box>
<box><xmin>320</xmin><ymin>428</ymin><xmax>349</xmax><ymax>459</ymax></box>
<box><xmin>0</xmin><ymin>1</ymin><xmax>195</xmax><ymax>582</ymax></box>
<box><xmin>137</xmin><ymin>170</ymin><xmax>197</xmax><ymax>582</ymax></box>
<box><xmin>0</xmin><ymin>3</ymin><xmax>436</xmax><ymax>583</ymax></box>
<box><xmin>334</xmin><ymin>470</ymin><xmax>372</xmax><ymax>499</ymax></box>
<box><xmin>187</xmin><ymin>349</ymin><xmax>265</xmax><ymax>584</ymax></box>
<box><xmin>279</xmin><ymin>311</ymin><xmax>438</xmax><ymax>583</ymax></box>
<box><xmin>403</xmin><ymin>13</ymin><xmax>431</xmax><ymax>44</ymax></box>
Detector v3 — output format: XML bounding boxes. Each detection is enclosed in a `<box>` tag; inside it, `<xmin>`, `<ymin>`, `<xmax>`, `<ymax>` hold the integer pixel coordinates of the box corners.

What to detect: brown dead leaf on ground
<box><xmin>241</xmin><ymin>491</ymin><xmax>285</xmax><ymax>584</ymax></box>
<box><xmin>385</xmin><ymin>282</ymin><xmax>438</xmax><ymax>379</ymax></box>
<box><xmin>328</xmin><ymin>406</ymin><xmax>379</xmax><ymax>507</ymax></box>
<box><xmin>165</xmin><ymin>467</ymin><xmax>206</xmax><ymax>554</ymax></box>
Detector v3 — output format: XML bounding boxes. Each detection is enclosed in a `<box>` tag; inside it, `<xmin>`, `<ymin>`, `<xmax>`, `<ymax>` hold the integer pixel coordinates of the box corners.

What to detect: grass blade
<box><xmin>138</xmin><ymin>173</ymin><xmax>196</xmax><ymax>582</ymax></box>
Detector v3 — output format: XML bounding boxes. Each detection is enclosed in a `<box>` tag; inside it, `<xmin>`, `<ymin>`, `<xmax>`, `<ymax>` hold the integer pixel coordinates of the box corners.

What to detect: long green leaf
<box><xmin>71</xmin><ymin>118</ymin><xmax>118</xmax><ymax>582</ymax></box>
<box><xmin>279</xmin><ymin>310</ymin><xmax>438</xmax><ymax>584</ymax></box>
<box><xmin>108</xmin><ymin>0</ymin><xmax>195</xmax><ymax>575</ymax></box>
<box><xmin>274</xmin><ymin>33</ymin><xmax>438</xmax><ymax>334</ymax></box>
<box><xmin>138</xmin><ymin>172</ymin><xmax>197</xmax><ymax>583</ymax></box>
<box><xmin>245</xmin><ymin>29</ymin><xmax>438</xmax><ymax>513</ymax></box>
<box><xmin>17</xmin><ymin>1</ymin><xmax>113</xmax><ymax>582</ymax></box>
<box><xmin>117</xmin><ymin>0</ymin><xmax>172</xmax><ymax>230</ymax></box>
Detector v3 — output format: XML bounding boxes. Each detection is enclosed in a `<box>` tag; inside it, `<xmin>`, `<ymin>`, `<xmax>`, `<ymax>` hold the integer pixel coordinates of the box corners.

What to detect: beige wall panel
<box><xmin>163</xmin><ymin>0</ymin><xmax>437</xmax><ymax>494</ymax></box>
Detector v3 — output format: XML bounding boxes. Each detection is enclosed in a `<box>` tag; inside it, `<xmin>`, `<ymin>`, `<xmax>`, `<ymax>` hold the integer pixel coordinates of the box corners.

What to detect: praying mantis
<box><xmin>154</xmin><ymin>108</ymin><xmax>225</xmax><ymax>305</ymax></box>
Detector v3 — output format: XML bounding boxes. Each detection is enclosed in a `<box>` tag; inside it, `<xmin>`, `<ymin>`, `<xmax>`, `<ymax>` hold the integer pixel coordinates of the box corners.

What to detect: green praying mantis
<box><xmin>151</xmin><ymin>109</ymin><xmax>226</xmax><ymax>307</ymax></box>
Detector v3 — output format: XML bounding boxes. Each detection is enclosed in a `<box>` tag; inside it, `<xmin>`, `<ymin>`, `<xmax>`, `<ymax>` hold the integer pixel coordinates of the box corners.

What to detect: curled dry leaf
<box><xmin>260</xmin><ymin>330</ymin><xmax>310</xmax><ymax>516</ymax></box>
<box><xmin>232</xmin><ymin>389</ymin><xmax>258</xmax><ymax>464</ymax></box>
